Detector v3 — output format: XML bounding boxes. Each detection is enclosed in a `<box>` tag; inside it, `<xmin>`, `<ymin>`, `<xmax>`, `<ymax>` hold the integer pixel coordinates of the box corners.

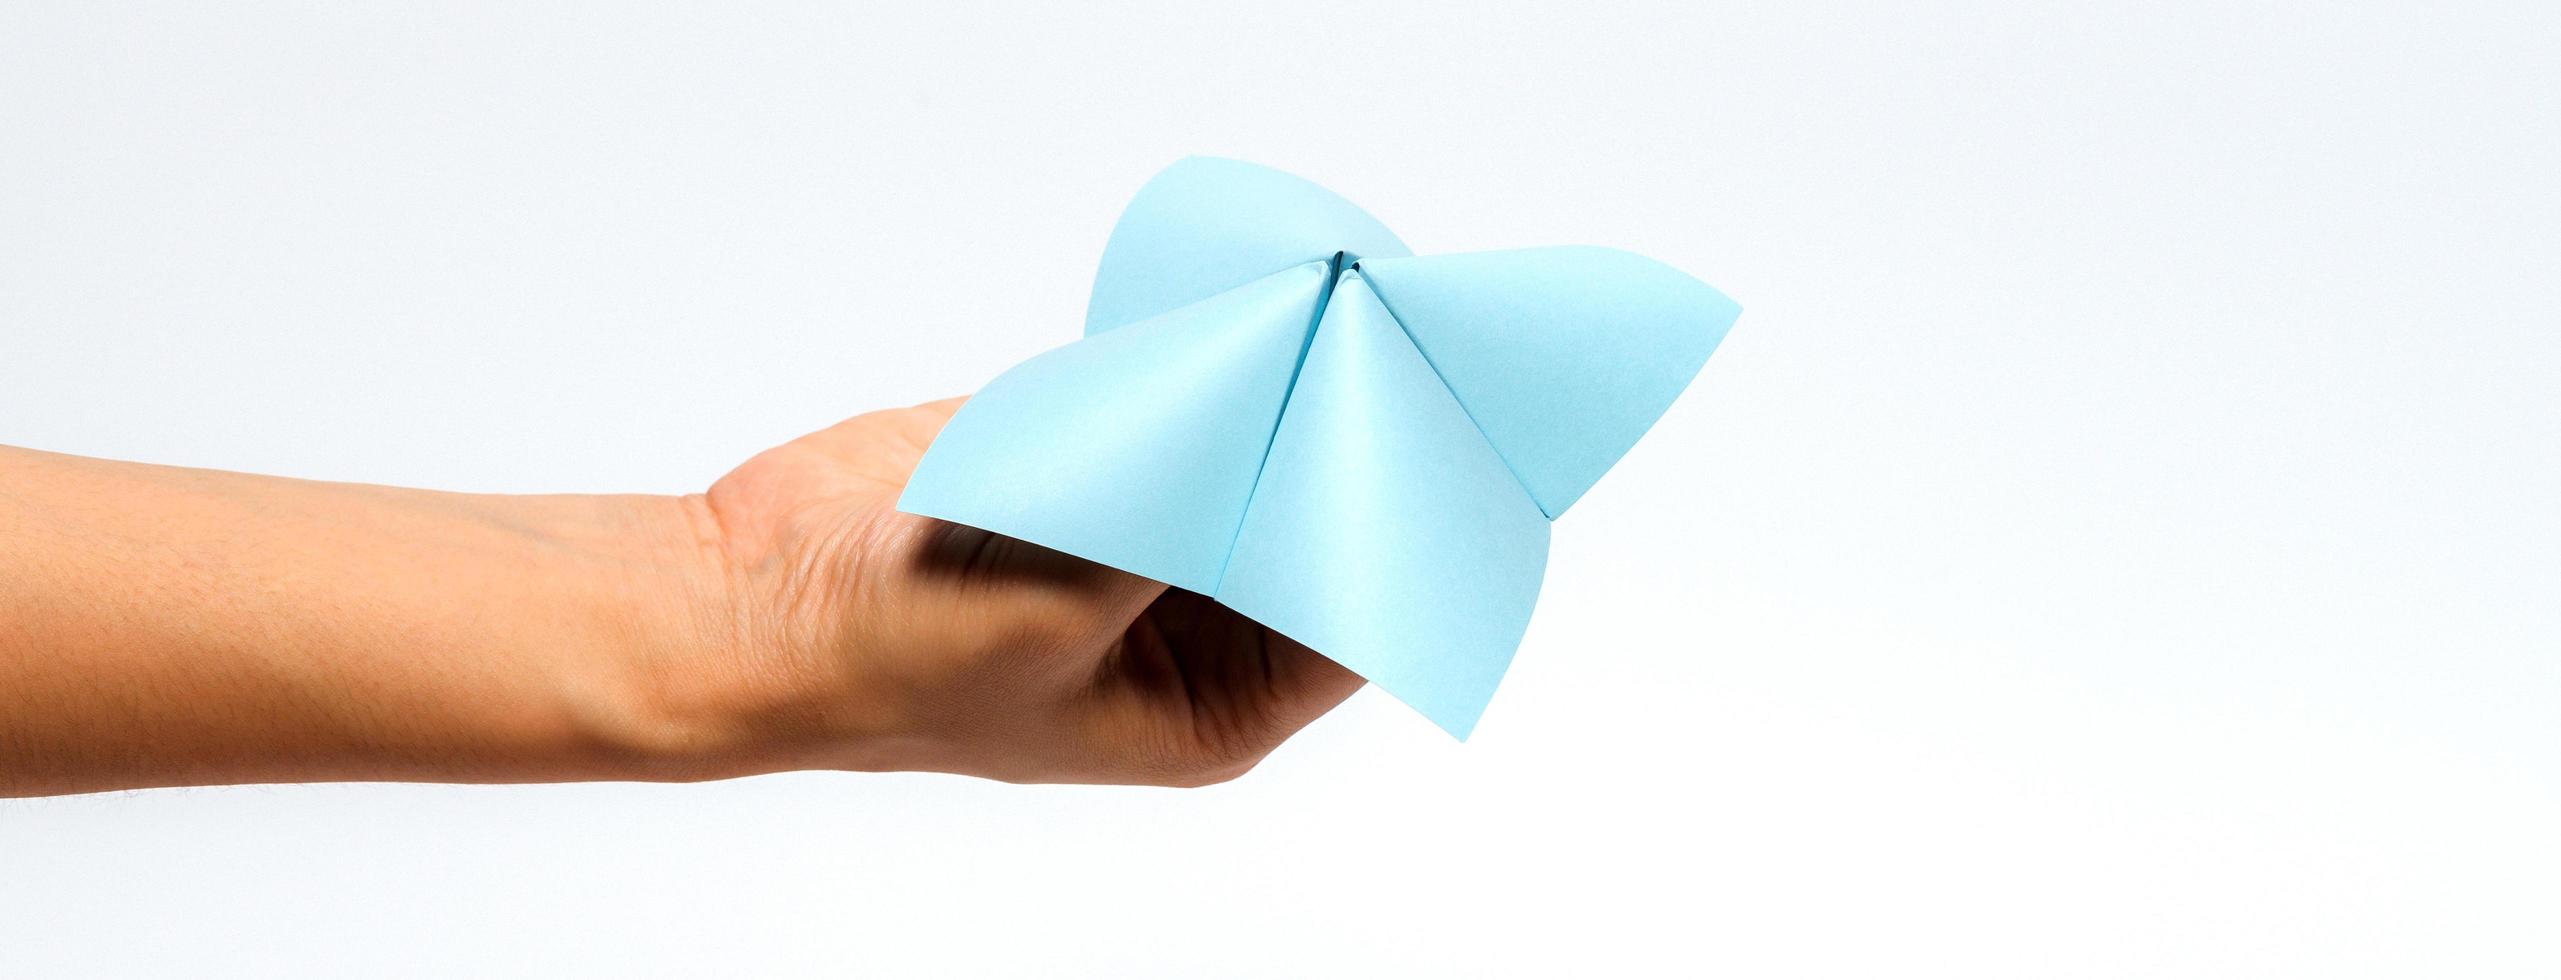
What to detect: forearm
<box><xmin>0</xmin><ymin>446</ymin><xmax>743</xmax><ymax>796</ymax></box>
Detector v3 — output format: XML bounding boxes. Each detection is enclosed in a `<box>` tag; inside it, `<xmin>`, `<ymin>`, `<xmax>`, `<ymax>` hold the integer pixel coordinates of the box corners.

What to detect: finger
<box><xmin>1254</xmin><ymin>637</ymin><xmax>1366</xmax><ymax>736</ymax></box>
<box><xmin>905</xmin><ymin>521</ymin><xmax>1167</xmax><ymax>655</ymax></box>
<box><xmin>1134</xmin><ymin>595</ymin><xmax>1365</xmax><ymax>736</ymax></box>
<box><xmin>1169</xmin><ymin>630</ymin><xmax>1362</xmax><ymax>780</ymax></box>
<box><xmin>1026</xmin><ymin>557</ymin><xmax>1167</xmax><ymax>643</ymax></box>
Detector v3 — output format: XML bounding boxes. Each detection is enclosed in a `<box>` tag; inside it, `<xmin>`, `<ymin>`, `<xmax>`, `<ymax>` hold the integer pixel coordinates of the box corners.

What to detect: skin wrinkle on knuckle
<box><xmin>1168</xmin><ymin>755</ymin><xmax>1256</xmax><ymax>788</ymax></box>
<box><xmin>1154</xmin><ymin>731</ymin><xmax>1260</xmax><ymax>786</ymax></box>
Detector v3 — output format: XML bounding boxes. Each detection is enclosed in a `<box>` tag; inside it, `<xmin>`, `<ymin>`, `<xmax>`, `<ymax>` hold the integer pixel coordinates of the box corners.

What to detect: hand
<box><xmin>672</xmin><ymin>399</ymin><xmax>1366</xmax><ymax>786</ymax></box>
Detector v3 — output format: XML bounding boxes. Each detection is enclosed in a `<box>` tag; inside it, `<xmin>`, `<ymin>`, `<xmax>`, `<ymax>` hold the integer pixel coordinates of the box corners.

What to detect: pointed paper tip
<box><xmin>1356</xmin><ymin>675</ymin><xmax>1487</xmax><ymax>741</ymax></box>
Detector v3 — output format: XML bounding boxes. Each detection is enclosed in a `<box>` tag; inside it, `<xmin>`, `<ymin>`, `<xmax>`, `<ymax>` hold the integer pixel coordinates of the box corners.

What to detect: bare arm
<box><xmin>0</xmin><ymin>443</ymin><xmax>741</xmax><ymax>793</ymax></box>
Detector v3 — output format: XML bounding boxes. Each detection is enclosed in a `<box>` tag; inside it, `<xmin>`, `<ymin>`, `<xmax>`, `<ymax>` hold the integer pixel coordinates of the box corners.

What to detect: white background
<box><xmin>3</xmin><ymin>2</ymin><xmax>2556</xmax><ymax>976</ymax></box>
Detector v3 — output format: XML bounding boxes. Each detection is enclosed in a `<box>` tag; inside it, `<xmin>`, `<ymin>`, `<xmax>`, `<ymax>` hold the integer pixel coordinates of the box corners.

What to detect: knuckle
<box><xmin>1157</xmin><ymin>759</ymin><xmax>1253</xmax><ymax>788</ymax></box>
<box><xmin>1183</xmin><ymin>745</ymin><xmax>1266</xmax><ymax>787</ymax></box>
<box><xmin>1121</xmin><ymin>732</ymin><xmax>1262</xmax><ymax>788</ymax></box>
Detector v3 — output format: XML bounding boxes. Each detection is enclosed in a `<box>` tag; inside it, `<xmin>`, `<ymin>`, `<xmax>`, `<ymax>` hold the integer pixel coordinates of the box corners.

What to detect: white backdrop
<box><xmin>3</xmin><ymin>2</ymin><xmax>2556</xmax><ymax>976</ymax></box>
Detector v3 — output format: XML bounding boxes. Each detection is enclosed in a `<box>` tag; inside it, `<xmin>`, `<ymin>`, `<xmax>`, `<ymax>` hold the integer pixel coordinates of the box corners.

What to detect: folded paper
<box><xmin>898</xmin><ymin>157</ymin><xmax>1739</xmax><ymax>738</ymax></box>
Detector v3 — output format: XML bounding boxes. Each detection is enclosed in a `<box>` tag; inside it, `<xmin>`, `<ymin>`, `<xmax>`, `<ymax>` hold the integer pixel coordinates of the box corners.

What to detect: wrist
<box><xmin>511</xmin><ymin>492</ymin><xmax>769</xmax><ymax>783</ymax></box>
<box><xmin>565</xmin><ymin>491</ymin><xmax>899</xmax><ymax>783</ymax></box>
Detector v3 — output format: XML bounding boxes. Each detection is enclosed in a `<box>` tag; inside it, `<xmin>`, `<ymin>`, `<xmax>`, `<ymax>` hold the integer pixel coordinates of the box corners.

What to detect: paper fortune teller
<box><xmin>898</xmin><ymin>157</ymin><xmax>1739</xmax><ymax>738</ymax></box>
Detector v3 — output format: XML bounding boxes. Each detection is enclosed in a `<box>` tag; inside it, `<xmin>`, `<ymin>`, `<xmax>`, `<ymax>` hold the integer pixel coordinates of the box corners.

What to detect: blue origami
<box><xmin>898</xmin><ymin>158</ymin><xmax>1739</xmax><ymax>738</ymax></box>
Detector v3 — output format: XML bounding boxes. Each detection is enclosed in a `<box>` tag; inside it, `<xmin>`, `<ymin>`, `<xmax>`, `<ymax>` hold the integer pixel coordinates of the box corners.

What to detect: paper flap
<box><xmin>1358</xmin><ymin>247</ymin><xmax>1739</xmax><ymax>517</ymax></box>
<box><xmin>1213</xmin><ymin>272</ymin><xmax>1550</xmax><ymax>738</ymax></box>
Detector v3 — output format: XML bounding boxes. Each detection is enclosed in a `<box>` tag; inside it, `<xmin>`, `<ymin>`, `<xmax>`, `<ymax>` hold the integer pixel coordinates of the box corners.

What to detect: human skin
<box><xmin>0</xmin><ymin>398</ymin><xmax>1364</xmax><ymax>797</ymax></box>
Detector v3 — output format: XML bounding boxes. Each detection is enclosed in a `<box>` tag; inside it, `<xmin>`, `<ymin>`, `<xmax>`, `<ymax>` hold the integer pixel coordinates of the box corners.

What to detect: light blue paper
<box><xmin>1215</xmin><ymin>271</ymin><xmax>1551</xmax><ymax>735</ymax></box>
<box><xmin>898</xmin><ymin>157</ymin><xmax>1739</xmax><ymax>738</ymax></box>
